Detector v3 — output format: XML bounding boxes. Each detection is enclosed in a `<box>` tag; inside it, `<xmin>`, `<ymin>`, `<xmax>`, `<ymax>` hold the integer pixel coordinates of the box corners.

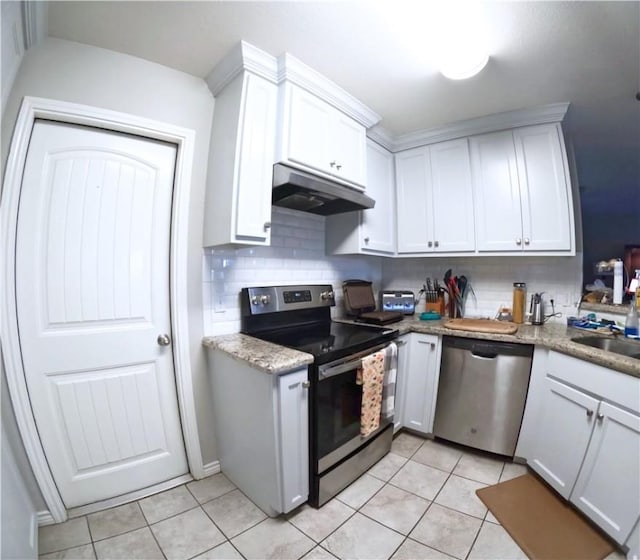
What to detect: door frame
<box><xmin>1</xmin><ymin>96</ymin><xmax>203</xmax><ymax>523</ymax></box>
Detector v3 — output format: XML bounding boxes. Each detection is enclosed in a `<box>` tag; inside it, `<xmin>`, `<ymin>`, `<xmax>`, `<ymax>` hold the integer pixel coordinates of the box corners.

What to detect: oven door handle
<box><xmin>319</xmin><ymin>359</ymin><xmax>363</xmax><ymax>380</ymax></box>
<box><xmin>318</xmin><ymin>341</ymin><xmax>391</xmax><ymax>380</ymax></box>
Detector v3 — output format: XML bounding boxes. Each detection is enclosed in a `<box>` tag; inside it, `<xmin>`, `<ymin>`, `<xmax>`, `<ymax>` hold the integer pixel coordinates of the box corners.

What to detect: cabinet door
<box><xmin>529</xmin><ymin>377</ymin><xmax>599</xmax><ymax>499</ymax></box>
<box><xmin>277</xmin><ymin>369</ymin><xmax>309</xmax><ymax>513</ymax></box>
<box><xmin>571</xmin><ymin>402</ymin><xmax>640</xmax><ymax>543</ymax></box>
<box><xmin>402</xmin><ymin>334</ymin><xmax>440</xmax><ymax>434</ymax></box>
<box><xmin>514</xmin><ymin>124</ymin><xmax>573</xmax><ymax>252</ymax></box>
<box><xmin>286</xmin><ymin>85</ymin><xmax>333</xmax><ymax>176</ymax></box>
<box><xmin>334</xmin><ymin>111</ymin><xmax>366</xmax><ymax>186</ymax></box>
<box><xmin>361</xmin><ymin>141</ymin><xmax>396</xmax><ymax>253</ymax></box>
<box><xmin>395</xmin><ymin>147</ymin><xmax>431</xmax><ymax>253</ymax></box>
<box><xmin>430</xmin><ymin>138</ymin><xmax>475</xmax><ymax>252</ymax></box>
<box><xmin>393</xmin><ymin>335</ymin><xmax>410</xmax><ymax>433</ymax></box>
<box><xmin>235</xmin><ymin>73</ymin><xmax>277</xmax><ymax>242</ymax></box>
<box><xmin>470</xmin><ymin>131</ymin><xmax>524</xmax><ymax>252</ymax></box>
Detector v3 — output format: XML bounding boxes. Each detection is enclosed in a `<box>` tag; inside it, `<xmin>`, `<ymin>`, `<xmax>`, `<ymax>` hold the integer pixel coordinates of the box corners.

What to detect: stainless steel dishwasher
<box><xmin>433</xmin><ymin>336</ymin><xmax>533</xmax><ymax>456</ymax></box>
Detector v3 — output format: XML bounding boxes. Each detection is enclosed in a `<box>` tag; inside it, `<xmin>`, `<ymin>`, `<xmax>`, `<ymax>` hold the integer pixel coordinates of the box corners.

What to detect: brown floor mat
<box><xmin>476</xmin><ymin>473</ymin><xmax>615</xmax><ymax>560</ymax></box>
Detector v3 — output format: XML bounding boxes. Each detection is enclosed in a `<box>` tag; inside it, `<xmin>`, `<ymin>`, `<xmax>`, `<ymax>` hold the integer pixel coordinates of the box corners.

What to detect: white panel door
<box><xmin>430</xmin><ymin>138</ymin><xmax>476</xmax><ymax>252</ymax></box>
<box><xmin>470</xmin><ymin>130</ymin><xmax>523</xmax><ymax>252</ymax></box>
<box><xmin>16</xmin><ymin>120</ymin><xmax>187</xmax><ymax>508</ymax></box>
<box><xmin>513</xmin><ymin>124</ymin><xmax>572</xmax><ymax>251</ymax></box>
<box><xmin>529</xmin><ymin>377</ymin><xmax>598</xmax><ymax>499</ymax></box>
<box><xmin>402</xmin><ymin>334</ymin><xmax>439</xmax><ymax>434</ymax></box>
<box><xmin>571</xmin><ymin>402</ymin><xmax>640</xmax><ymax>543</ymax></box>
<box><xmin>395</xmin><ymin>147</ymin><xmax>431</xmax><ymax>253</ymax></box>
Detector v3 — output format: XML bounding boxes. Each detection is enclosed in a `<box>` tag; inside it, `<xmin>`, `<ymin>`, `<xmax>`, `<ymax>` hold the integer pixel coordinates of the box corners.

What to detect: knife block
<box><xmin>425</xmin><ymin>295</ymin><xmax>445</xmax><ymax>315</ymax></box>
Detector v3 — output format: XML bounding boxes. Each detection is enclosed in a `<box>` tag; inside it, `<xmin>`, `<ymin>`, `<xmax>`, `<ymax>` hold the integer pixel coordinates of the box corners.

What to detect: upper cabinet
<box><xmin>277</xmin><ymin>84</ymin><xmax>367</xmax><ymax>188</ymax></box>
<box><xmin>203</xmin><ymin>42</ymin><xmax>380</xmax><ymax>247</ymax></box>
<box><xmin>204</xmin><ymin>70</ymin><xmax>277</xmax><ymax>247</ymax></box>
<box><xmin>395</xmin><ymin>138</ymin><xmax>475</xmax><ymax>254</ymax></box>
<box><xmin>470</xmin><ymin>123</ymin><xmax>574</xmax><ymax>254</ymax></box>
<box><xmin>326</xmin><ymin>139</ymin><xmax>396</xmax><ymax>255</ymax></box>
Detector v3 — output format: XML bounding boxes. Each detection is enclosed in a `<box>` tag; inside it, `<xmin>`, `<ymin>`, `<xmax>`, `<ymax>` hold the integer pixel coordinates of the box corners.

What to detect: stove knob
<box><xmin>260</xmin><ymin>295</ymin><xmax>271</xmax><ymax>305</ymax></box>
<box><xmin>320</xmin><ymin>290</ymin><xmax>335</xmax><ymax>301</ymax></box>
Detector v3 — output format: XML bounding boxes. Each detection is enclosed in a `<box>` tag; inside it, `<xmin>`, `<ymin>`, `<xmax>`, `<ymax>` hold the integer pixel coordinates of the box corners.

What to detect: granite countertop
<box><xmin>203</xmin><ymin>319</ymin><xmax>640</xmax><ymax>378</ymax></box>
<box><xmin>202</xmin><ymin>333</ymin><xmax>314</xmax><ymax>375</ymax></box>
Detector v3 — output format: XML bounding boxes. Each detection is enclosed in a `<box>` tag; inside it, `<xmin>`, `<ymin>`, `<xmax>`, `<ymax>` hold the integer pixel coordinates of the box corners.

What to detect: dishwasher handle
<box><xmin>470</xmin><ymin>350</ymin><xmax>498</xmax><ymax>359</ymax></box>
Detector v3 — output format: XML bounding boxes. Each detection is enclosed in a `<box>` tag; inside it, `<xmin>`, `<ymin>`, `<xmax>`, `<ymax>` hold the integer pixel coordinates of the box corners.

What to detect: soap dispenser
<box><xmin>625</xmin><ymin>303</ymin><xmax>639</xmax><ymax>337</ymax></box>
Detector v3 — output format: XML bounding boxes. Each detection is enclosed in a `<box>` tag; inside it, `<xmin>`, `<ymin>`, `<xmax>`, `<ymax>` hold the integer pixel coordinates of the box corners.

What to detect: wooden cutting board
<box><xmin>444</xmin><ymin>318</ymin><xmax>518</xmax><ymax>334</ymax></box>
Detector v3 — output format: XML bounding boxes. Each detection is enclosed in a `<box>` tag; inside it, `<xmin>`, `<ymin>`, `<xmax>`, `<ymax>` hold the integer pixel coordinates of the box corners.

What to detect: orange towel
<box><xmin>356</xmin><ymin>350</ymin><xmax>385</xmax><ymax>437</ymax></box>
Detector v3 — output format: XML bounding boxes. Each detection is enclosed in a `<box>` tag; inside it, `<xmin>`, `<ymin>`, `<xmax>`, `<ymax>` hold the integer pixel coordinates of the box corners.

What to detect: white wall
<box><xmin>1</xmin><ymin>38</ymin><xmax>218</xmax><ymax>473</ymax></box>
<box><xmin>1</xmin><ymin>351</ymin><xmax>42</xmax><ymax>560</ymax></box>
<box><xmin>203</xmin><ymin>207</ymin><xmax>383</xmax><ymax>335</ymax></box>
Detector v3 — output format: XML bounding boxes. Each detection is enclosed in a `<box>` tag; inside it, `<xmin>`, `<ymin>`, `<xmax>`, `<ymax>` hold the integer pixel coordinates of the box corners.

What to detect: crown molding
<box><xmin>206</xmin><ymin>42</ymin><xmax>381</xmax><ymax>128</ymax></box>
<box><xmin>371</xmin><ymin>102</ymin><xmax>571</xmax><ymax>152</ymax></box>
<box><xmin>206</xmin><ymin>40</ymin><xmax>278</xmax><ymax>95</ymax></box>
<box><xmin>276</xmin><ymin>53</ymin><xmax>381</xmax><ymax>128</ymax></box>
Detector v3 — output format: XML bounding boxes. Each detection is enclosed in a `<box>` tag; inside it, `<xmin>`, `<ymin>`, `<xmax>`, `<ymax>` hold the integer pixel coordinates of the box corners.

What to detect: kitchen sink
<box><xmin>571</xmin><ymin>336</ymin><xmax>640</xmax><ymax>359</ymax></box>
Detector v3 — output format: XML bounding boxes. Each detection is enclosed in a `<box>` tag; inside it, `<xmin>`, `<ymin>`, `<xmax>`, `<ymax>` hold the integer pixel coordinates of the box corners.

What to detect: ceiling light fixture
<box><xmin>430</xmin><ymin>2</ymin><xmax>491</xmax><ymax>80</ymax></box>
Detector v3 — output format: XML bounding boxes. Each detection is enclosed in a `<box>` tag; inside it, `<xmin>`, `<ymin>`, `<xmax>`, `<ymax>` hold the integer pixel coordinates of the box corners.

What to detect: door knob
<box><xmin>157</xmin><ymin>334</ymin><xmax>171</xmax><ymax>346</ymax></box>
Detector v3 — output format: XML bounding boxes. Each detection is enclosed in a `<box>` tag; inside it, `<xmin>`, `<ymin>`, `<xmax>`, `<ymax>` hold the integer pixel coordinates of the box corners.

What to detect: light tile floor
<box><xmin>39</xmin><ymin>433</ymin><xmax>627</xmax><ymax>560</ymax></box>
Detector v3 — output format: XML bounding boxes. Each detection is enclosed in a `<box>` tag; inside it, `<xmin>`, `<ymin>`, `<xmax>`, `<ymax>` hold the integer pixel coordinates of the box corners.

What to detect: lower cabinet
<box><xmin>207</xmin><ymin>349</ymin><xmax>309</xmax><ymax>515</ymax></box>
<box><xmin>397</xmin><ymin>333</ymin><xmax>442</xmax><ymax>435</ymax></box>
<box><xmin>522</xmin><ymin>350</ymin><xmax>640</xmax><ymax>545</ymax></box>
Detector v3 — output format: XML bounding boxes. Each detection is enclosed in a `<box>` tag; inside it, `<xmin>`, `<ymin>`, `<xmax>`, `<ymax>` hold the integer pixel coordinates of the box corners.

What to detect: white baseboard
<box><xmin>37</xmin><ymin>510</ymin><xmax>55</xmax><ymax>526</ymax></box>
<box><xmin>201</xmin><ymin>460</ymin><xmax>221</xmax><ymax>478</ymax></box>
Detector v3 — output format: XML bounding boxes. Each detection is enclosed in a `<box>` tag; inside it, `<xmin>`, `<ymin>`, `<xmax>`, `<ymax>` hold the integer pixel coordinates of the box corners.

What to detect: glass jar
<box><xmin>512</xmin><ymin>282</ymin><xmax>526</xmax><ymax>324</ymax></box>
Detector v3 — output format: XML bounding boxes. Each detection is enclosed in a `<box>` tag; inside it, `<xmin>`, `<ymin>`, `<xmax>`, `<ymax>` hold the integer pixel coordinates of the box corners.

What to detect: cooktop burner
<box><xmin>240</xmin><ymin>284</ymin><xmax>398</xmax><ymax>364</ymax></box>
<box><xmin>254</xmin><ymin>321</ymin><xmax>397</xmax><ymax>364</ymax></box>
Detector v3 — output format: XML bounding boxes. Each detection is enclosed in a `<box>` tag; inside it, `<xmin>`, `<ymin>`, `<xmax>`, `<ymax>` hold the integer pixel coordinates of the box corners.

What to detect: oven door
<box><xmin>312</xmin><ymin>343</ymin><xmax>392</xmax><ymax>474</ymax></box>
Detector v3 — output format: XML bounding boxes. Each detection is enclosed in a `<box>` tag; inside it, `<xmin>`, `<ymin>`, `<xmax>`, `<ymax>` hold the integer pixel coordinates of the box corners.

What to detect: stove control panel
<box><xmin>242</xmin><ymin>285</ymin><xmax>335</xmax><ymax>315</ymax></box>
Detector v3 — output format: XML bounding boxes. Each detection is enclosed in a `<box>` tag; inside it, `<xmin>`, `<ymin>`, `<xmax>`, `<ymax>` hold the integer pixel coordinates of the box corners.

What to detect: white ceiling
<box><xmin>46</xmin><ymin>1</ymin><xmax>640</xmax><ymax>194</ymax></box>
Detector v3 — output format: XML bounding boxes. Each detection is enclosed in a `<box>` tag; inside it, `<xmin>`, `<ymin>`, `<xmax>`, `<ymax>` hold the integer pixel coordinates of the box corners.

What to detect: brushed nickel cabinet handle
<box><xmin>586</xmin><ymin>409</ymin><xmax>594</xmax><ymax>418</ymax></box>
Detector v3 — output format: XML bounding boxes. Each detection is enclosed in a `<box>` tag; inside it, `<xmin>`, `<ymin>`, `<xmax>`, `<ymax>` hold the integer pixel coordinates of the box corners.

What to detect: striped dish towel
<box><xmin>356</xmin><ymin>342</ymin><xmax>398</xmax><ymax>437</ymax></box>
<box><xmin>381</xmin><ymin>342</ymin><xmax>398</xmax><ymax>420</ymax></box>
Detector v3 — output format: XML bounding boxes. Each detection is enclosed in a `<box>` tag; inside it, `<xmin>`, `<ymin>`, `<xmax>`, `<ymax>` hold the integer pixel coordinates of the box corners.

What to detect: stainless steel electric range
<box><xmin>241</xmin><ymin>284</ymin><xmax>398</xmax><ymax>507</ymax></box>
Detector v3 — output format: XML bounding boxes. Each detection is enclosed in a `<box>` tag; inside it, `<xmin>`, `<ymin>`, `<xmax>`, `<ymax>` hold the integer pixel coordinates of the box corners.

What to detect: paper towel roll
<box><xmin>613</xmin><ymin>260</ymin><xmax>623</xmax><ymax>304</ymax></box>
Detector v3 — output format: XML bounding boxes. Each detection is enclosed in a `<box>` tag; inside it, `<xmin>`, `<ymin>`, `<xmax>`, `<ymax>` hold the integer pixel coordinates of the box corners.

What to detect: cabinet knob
<box><xmin>330</xmin><ymin>161</ymin><xmax>336</xmax><ymax>168</ymax></box>
<box><xmin>428</xmin><ymin>241</ymin><xmax>433</xmax><ymax>248</ymax></box>
<box><xmin>263</xmin><ymin>222</ymin><xmax>272</xmax><ymax>231</ymax></box>
<box><xmin>364</xmin><ymin>236</ymin><xmax>370</xmax><ymax>243</ymax></box>
<box><xmin>302</xmin><ymin>381</ymin><xmax>310</xmax><ymax>389</ymax></box>
<box><xmin>596</xmin><ymin>412</ymin><xmax>604</xmax><ymax>422</ymax></box>
<box><xmin>586</xmin><ymin>409</ymin><xmax>594</xmax><ymax>418</ymax></box>
<box><xmin>336</xmin><ymin>164</ymin><xmax>342</xmax><ymax>170</ymax></box>
<box><xmin>434</xmin><ymin>240</ymin><xmax>439</xmax><ymax>248</ymax></box>
<box><xmin>516</xmin><ymin>238</ymin><xmax>522</xmax><ymax>246</ymax></box>
<box><xmin>396</xmin><ymin>340</ymin><xmax>407</xmax><ymax>346</ymax></box>
<box><xmin>524</xmin><ymin>238</ymin><xmax>530</xmax><ymax>245</ymax></box>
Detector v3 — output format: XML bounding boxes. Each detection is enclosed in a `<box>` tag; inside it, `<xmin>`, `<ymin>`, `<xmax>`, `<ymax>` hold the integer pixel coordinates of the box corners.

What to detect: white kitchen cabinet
<box><xmin>277</xmin><ymin>368</ymin><xmax>310</xmax><ymax>512</ymax></box>
<box><xmin>326</xmin><ymin>139</ymin><xmax>396</xmax><ymax>255</ymax></box>
<box><xmin>204</xmin><ymin>71</ymin><xmax>277</xmax><ymax>246</ymax></box>
<box><xmin>528</xmin><ymin>376</ymin><xmax>600</xmax><ymax>499</ymax></box>
<box><xmin>571</xmin><ymin>400</ymin><xmax>640</xmax><ymax>544</ymax></box>
<box><xmin>521</xmin><ymin>350</ymin><xmax>640</xmax><ymax>545</ymax></box>
<box><xmin>400</xmin><ymin>333</ymin><xmax>442</xmax><ymax>435</ymax></box>
<box><xmin>393</xmin><ymin>334</ymin><xmax>410</xmax><ymax>433</ymax></box>
<box><xmin>471</xmin><ymin>123</ymin><xmax>574</xmax><ymax>254</ymax></box>
<box><xmin>395</xmin><ymin>139</ymin><xmax>475</xmax><ymax>254</ymax></box>
<box><xmin>278</xmin><ymin>83</ymin><xmax>366</xmax><ymax>188</ymax></box>
<box><xmin>207</xmin><ymin>349</ymin><xmax>309</xmax><ymax>516</ymax></box>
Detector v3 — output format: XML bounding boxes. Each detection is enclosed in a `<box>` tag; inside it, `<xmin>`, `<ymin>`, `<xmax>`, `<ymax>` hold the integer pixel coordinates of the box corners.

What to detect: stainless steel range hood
<box><xmin>272</xmin><ymin>163</ymin><xmax>375</xmax><ymax>215</ymax></box>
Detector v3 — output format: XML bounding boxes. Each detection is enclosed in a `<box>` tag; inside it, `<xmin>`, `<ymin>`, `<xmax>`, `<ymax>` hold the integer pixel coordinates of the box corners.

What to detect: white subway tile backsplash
<box><xmin>202</xmin><ymin>206</ymin><xmax>583</xmax><ymax>335</ymax></box>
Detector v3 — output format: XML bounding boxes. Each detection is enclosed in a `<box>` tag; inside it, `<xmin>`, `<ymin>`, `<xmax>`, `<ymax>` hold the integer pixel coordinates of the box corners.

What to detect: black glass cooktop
<box><xmin>254</xmin><ymin>321</ymin><xmax>398</xmax><ymax>365</ymax></box>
